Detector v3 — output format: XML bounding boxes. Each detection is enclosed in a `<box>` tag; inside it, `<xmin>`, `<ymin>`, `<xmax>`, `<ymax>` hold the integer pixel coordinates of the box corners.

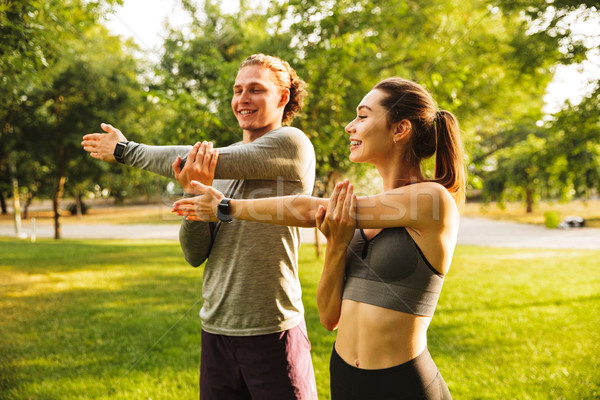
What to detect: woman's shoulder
<box><xmin>387</xmin><ymin>182</ymin><xmax>458</xmax><ymax>226</ymax></box>
<box><xmin>388</xmin><ymin>181</ymin><xmax>455</xmax><ymax>205</ymax></box>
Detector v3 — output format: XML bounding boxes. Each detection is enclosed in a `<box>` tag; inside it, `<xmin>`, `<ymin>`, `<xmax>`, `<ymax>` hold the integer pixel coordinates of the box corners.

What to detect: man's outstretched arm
<box><xmin>82</xmin><ymin>123</ymin><xmax>192</xmax><ymax>178</ymax></box>
<box><xmin>83</xmin><ymin>124</ymin><xmax>314</xmax><ymax>184</ymax></box>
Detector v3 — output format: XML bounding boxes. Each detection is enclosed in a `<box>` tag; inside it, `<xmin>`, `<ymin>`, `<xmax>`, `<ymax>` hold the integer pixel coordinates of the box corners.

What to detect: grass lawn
<box><xmin>1</xmin><ymin>238</ymin><xmax>599</xmax><ymax>399</ymax></box>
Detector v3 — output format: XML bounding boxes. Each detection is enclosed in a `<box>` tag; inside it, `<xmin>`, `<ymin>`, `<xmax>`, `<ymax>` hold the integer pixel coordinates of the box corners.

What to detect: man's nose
<box><xmin>239</xmin><ymin>90</ymin><xmax>250</xmax><ymax>103</ymax></box>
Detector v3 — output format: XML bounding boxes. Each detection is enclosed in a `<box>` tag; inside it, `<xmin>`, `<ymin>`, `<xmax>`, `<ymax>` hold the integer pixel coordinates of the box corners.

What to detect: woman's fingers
<box><xmin>315</xmin><ymin>204</ymin><xmax>326</xmax><ymax>229</ymax></box>
<box><xmin>328</xmin><ymin>181</ymin><xmax>342</xmax><ymax>213</ymax></box>
<box><xmin>342</xmin><ymin>184</ymin><xmax>354</xmax><ymax>222</ymax></box>
<box><xmin>329</xmin><ymin>180</ymin><xmax>348</xmax><ymax>220</ymax></box>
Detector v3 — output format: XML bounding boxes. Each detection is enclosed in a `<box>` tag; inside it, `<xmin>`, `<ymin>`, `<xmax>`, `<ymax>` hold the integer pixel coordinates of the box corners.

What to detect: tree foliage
<box><xmin>150</xmin><ymin>0</ymin><xmax>575</xmax><ymax>194</ymax></box>
<box><xmin>2</xmin><ymin>0</ymin><xmax>599</xmax><ymax>226</ymax></box>
<box><xmin>0</xmin><ymin>0</ymin><xmax>154</xmax><ymax>236</ymax></box>
<box><xmin>479</xmin><ymin>2</ymin><xmax>599</xmax><ymax>211</ymax></box>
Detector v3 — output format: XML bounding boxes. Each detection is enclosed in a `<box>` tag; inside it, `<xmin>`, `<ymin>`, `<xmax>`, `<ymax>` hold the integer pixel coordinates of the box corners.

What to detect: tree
<box><xmin>548</xmin><ymin>85</ymin><xmax>600</xmax><ymax>198</ymax></box>
<box><xmin>1</xmin><ymin>0</ymin><xmax>149</xmax><ymax>239</ymax></box>
<box><xmin>477</xmin><ymin>2</ymin><xmax>599</xmax><ymax>211</ymax></box>
<box><xmin>152</xmin><ymin>0</ymin><xmax>588</xmax><ymax>198</ymax></box>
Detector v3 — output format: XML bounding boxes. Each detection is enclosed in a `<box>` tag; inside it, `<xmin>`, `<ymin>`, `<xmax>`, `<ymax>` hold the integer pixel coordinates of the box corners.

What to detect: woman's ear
<box><xmin>392</xmin><ymin>119</ymin><xmax>412</xmax><ymax>143</ymax></box>
<box><xmin>279</xmin><ymin>88</ymin><xmax>290</xmax><ymax>107</ymax></box>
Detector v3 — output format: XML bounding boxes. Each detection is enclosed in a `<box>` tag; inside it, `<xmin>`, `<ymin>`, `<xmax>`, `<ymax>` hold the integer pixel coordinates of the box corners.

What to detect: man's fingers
<box><xmin>81</xmin><ymin>139</ymin><xmax>96</xmax><ymax>148</ymax></box>
<box><xmin>172</xmin><ymin>156</ymin><xmax>182</xmax><ymax>177</ymax></box>
<box><xmin>209</xmin><ymin>149</ymin><xmax>219</xmax><ymax>175</ymax></box>
<box><xmin>101</xmin><ymin>123</ymin><xmax>120</xmax><ymax>134</ymax></box>
<box><xmin>188</xmin><ymin>142</ymin><xmax>201</xmax><ymax>164</ymax></box>
<box><xmin>100</xmin><ymin>123</ymin><xmax>127</xmax><ymax>141</ymax></box>
<box><xmin>202</xmin><ymin>142</ymin><xmax>214</xmax><ymax>166</ymax></box>
<box><xmin>101</xmin><ymin>123</ymin><xmax>114</xmax><ymax>133</ymax></box>
<box><xmin>196</xmin><ymin>141</ymin><xmax>208</xmax><ymax>165</ymax></box>
<box><xmin>82</xmin><ymin>133</ymin><xmax>103</xmax><ymax>141</ymax></box>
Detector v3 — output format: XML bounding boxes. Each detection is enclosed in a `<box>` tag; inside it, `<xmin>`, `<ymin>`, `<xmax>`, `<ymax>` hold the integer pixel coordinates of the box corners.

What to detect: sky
<box><xmin>104</xmin><ymin>0</ymin><xmax>600</xmax><ymax>115</ymax></box>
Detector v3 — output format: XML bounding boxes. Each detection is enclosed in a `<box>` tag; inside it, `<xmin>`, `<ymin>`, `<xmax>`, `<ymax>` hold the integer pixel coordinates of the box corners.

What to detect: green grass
<box><xmin>1</xmin><ymin>238</ymin><xmax>599</xmax><ymax>399</ymax></box>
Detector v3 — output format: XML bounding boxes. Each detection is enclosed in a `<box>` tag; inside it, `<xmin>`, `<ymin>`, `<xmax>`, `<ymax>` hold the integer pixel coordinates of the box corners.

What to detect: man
<box><xmin>82</xmin><ymin>54</ymin><xmax>317</xmax><ymax>399</ymax></box>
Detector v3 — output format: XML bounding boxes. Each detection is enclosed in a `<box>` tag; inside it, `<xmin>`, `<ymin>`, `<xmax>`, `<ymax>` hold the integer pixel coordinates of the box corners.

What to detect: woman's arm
<box><xmin>172</xmin><ymin>180</ymin><xmax>456</xmax><ymax>230</ymax></box>
<box><xmin>315</xmin><ymin>181</ymin><xmax>357</xmax><ymax>331</ymax></box>
<box><xmin>353</xmin><ymin>182</ymin><xmax>458</xmax><ymax>230</ymax></box>
<box><xmin>172</xmin><ymin>180</ymin><xmax>328</xmax><ymax>227</ymax></box>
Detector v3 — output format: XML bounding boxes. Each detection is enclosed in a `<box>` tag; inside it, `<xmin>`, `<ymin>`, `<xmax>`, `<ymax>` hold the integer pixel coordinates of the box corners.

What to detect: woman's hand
<box><xmin>316</xmin><ymin>180</ymin><xmax>357</xmax><ymax>247</ymax></box>
<box><xmin>172</xmin><ymin>181</ymin><xmax>224</xmax><ymax>222</ymax></box>
<box><xmin>173</xmin><ymin>141</ymin><xmax>219</xmax><ymax>193</ymax></box>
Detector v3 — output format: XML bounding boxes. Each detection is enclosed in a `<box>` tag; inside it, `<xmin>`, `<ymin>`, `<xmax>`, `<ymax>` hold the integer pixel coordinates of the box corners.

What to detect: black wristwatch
<box><xmin>216</xmin><ymin>198</ymin><xmax>232</xmax><ymax>223</ymax></box>
<box><xmin>113</xmin><ymin>141</ymin><xmax>129</xmax><ymax>164</ymax></box>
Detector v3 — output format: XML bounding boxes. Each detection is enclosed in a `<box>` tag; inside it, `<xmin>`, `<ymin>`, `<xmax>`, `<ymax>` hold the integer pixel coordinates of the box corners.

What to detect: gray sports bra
<box><xmin>342</xmin><ymin>227</ymin><xmax>444</xmax><ymax>317</ymax></box>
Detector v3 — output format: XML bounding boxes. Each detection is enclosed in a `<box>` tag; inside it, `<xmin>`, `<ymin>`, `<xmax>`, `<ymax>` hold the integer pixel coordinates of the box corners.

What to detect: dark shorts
<box><xmin>199</xmin><ymin>320</ymin><xmax>317</xmax><ymax>400</ymax></box>
<box><xmin>330</xmin><ymin>344</ymin><xmax>452</xmax><ymax>400</ymax></box>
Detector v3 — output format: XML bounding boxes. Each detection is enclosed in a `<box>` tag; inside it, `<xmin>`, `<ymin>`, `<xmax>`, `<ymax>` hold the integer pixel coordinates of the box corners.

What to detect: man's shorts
<box><xmin>200</xmin><ymin>320</ymin><xmax>318</xmax><ymax>400</ymax></box>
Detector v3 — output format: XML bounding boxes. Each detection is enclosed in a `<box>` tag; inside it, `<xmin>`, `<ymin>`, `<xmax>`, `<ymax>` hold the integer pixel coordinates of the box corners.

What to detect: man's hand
<box><xmin>173</xmin><ymin>141</ymin><xmax>219</xmax><ymax>193</ymax></box>
<box><xmin>81</xmin><ymin>123</ymin><xmax>127</xmax><ymax>162</ymax></box>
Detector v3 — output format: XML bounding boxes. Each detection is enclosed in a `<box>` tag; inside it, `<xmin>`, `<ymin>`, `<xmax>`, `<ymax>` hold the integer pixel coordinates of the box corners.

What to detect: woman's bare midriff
<box><xmin>334</xmin><ymin>299</ymin><xmax>431</xmax><ymax>369</ymax></box>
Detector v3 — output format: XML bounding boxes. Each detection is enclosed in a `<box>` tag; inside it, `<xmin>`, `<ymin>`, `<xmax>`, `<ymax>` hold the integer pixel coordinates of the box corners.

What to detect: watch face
<box><xmin>114</xmin><ymin>142</ymin><xmax>127</xmax><ymax>162</ymax></box>
<box><xmin>218</xmin><ymin>202</ymin><xmax>229</xmax><ymax>216</ymax></box>
<box><xmin>114</xmin><ymin>144</ymin><xmax>125</xmax><ymax>157</ymax></box>
<box><xmin>217</xmin><ymin>199</ymin><xmax>232</xmax><ymax>222</ymax></box>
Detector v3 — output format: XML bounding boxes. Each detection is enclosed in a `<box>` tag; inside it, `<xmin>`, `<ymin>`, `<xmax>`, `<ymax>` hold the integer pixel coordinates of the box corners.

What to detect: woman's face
<box><xmin>345</xmin><ymin>89</ymin><xmax>397</xmax><ymax>164</ymax></box>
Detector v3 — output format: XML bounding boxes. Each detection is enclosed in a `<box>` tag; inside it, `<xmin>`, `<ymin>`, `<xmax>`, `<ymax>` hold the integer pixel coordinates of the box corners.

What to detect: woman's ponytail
<box><xmin>434</xmin><ymin>110</ymin><xmax>465</xmax><ymax>210</ymax></box>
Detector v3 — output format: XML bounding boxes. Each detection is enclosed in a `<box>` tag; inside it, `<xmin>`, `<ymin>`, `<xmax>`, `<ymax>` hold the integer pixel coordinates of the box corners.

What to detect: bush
<box><xmin>544</xmin><ymin>210</ymin><xmax>560</xmax><ymax>228</ymax></box>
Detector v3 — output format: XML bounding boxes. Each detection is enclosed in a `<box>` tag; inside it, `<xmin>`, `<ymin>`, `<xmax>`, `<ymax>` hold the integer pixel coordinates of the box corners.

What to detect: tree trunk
<box><xmin>53</xmin><ymin>95</ymin><xmax>65</xmax><ymax>239</ymax></box>
<box><xmin>75</xmin><ymin>190</ymin><xmax>83</xmax><ymax>219</ymax></box>
<box><xmin>0</xmin><ymin>124</ymin><xmax>7</xmax><ymax>215</ymax></box>
<box><xmin>23</xmin><ymin>192</ymin><xmax>33</xmax><ymax>220</ymax></box>
<box><xmin>10</xmin><ymin>157</ymin><xmax>24</xmax><ymax>237</ymax></box>
<box><xmin>525</xmin><ymin>187</ymin><xmax>533</xmax><ymax>214</ymax></box>
<box><xmin>53</xmin><ymin>175</ymin><xmax>66</xmax><ymax>239</ymax></box>
<box><xmin>0</xmin><ymin>192</ymin><xmax>6</xmax><ymax>215</ymax></box>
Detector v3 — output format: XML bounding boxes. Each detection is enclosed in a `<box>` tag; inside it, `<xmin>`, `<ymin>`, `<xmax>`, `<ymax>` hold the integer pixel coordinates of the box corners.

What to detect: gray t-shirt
<box><xmin>123</xmin><ymin>127</ymin><xmax>316</xmax><ymax>335</ymax></box>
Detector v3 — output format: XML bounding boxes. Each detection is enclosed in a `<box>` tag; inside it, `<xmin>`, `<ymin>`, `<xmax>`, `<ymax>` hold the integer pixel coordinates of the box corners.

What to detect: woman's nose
<box><xmin>345</xmin><ymin>120</ymin><xmax>354</xmax><ymax>134</ymax></box>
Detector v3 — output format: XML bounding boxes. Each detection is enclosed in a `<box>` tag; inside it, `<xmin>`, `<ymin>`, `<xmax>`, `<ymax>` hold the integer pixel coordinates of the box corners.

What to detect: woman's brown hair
<box><xmin>374</xmin><ymin>78</ymin><xmax>466</xmax><ymax>209</ymax></box>
<box><xmin>240</xmin><ymin>54</ymin><xmax>307</xmax><ymax>125</ymax></box>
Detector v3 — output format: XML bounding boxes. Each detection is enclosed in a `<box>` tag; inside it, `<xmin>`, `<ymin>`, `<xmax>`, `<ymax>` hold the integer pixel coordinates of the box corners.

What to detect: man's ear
<box><xmin>279</xmin><ymin>88</ymin><xmax>290</xmax><ymax>107</ymax></box>
<box><xmin>392</xmin><ymin>119</ymin><xmax>412</xmax><ymax>143</ymax></box>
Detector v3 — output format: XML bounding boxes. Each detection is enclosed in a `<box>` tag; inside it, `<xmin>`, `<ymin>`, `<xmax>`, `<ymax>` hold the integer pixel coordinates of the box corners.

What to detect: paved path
<box><xmin>2</xmin><ymin>217</ymin><xmax>600</xmax><ymax>249</ymax></box>
<box><xmin>457</xmin><ymin>217</ymin><xmax>600</xmax><ymax>250</ymax></box>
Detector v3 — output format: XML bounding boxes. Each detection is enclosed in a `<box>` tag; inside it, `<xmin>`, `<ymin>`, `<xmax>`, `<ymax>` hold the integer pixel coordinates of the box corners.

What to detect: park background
<box><xmin>1</xmin><ymin>0</ymin><xmax>600</xmax><ymax>399</ymax></box>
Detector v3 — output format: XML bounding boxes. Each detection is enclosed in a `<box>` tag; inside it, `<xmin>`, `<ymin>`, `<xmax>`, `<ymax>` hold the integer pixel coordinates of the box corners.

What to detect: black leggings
<box><xmin>329</xmin><ymin>345</ymin><xmax>452</xmax><ymax>400</ymax></box>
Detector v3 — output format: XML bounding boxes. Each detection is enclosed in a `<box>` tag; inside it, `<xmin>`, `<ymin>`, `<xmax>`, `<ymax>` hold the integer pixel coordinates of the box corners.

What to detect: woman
<box><xmin>173</xmin><ymin>77</ymin><xmax>464</xmax><ymax>399</ymax></box>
